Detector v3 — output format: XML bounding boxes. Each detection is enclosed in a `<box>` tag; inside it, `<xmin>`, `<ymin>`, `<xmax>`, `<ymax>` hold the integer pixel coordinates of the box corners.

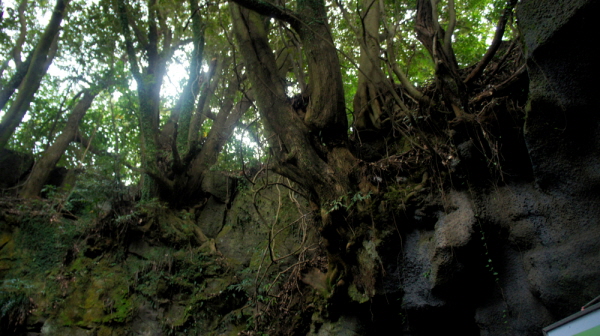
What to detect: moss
<box><xmin>0</xmin><ymin>231</ymin><xmax>16</xmax><ymax>277</ymax></box>
<box><xmin>16</xmin><ymin>217</ymin><xmax>69</xmax><ymax>271</ymax></box>
<box><xmin>56</xmin><ymin>258</ymin><xmax>134</xmax><ymax>328</ymax></box>
<box><xmin>0</xmin><ymin>172</ymin><xmax>312</xmax><ymax>335</ymax></box>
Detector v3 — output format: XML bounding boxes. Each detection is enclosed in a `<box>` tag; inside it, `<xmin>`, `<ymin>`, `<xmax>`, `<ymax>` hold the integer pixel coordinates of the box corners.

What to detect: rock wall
<box><xmin>313</xmin><ymin>0</ymin><xmax>600</xmax><ymax>334</ymax></box>
<box><xmin>0</xmin><ymin>173</ymin><xmax>317</xmax><ymax>335</ymax></box>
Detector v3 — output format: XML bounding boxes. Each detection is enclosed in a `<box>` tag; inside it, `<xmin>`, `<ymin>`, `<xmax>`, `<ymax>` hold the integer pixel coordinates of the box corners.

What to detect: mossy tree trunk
<box><xmin>19</xmin><ymin>89</ymin><xmax>100</xmax><ymax>198</ymax></box>
<box><xmin>231</xmin><ymin>0</ymin><xmax>366</xmax><ymax>294</ymax></box>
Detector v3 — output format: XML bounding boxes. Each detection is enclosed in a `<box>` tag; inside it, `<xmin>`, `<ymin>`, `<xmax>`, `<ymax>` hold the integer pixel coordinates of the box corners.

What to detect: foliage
<box><xmin>327</xmin><ymin>191</ymin><xmax>372</xmax><ymax>213</ymax></box>
<box><xmin>0</xmin><ymin>289</ymin><xmax>31</xmax><ymax>333</ymax></box>
<box><xmin>0</xmin><ymin>0</ymin><xmax>511</xmax><ymax>191</ymax></box>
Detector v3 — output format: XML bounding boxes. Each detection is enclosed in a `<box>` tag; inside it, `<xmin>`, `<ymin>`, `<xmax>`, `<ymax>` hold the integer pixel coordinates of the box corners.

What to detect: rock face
<box><xmin>375</xmin><ymin>1</ymin><xmax>600</xmax><ymax>334</ymax></box>
<box><xmin>516</xmin><ymin>0</ymin><xmax>600</xmax><ymax>320</ymax></box>
<box><xmin>0</xmin><ymin>149</ymin><xmax>33</xmax><ymax>189</ymax></box>
<box><xmin>326</xmin><ymin>0</ymin><xmax>600</xmax><ymax>334</ymax></box>
<box><xmin>0</xmin><ymin>173</ymin><xmax>316</xmax><ymax>335</ymax></box>
<box><xmin>519</xmin><ymin>0</ymin><xmax>600</xmax><ymax>196</ymax></box>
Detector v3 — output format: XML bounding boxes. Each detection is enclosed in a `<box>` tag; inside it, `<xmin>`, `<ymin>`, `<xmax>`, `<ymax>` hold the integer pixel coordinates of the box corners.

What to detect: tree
<box><xmin>19</xmin><ymin>86</ymin><xmax>103</xmax><ymax>198</ymax></box>
<box><xmin>0</xmin><ymin>0</ymin><xmax>524</xmax><ymax>318</ymax></box>
<box><xmin>230</xmin><ymin>0</ymin><xmax>361</xmax><ymax>291</ymax></box>
<box><xmin>112</xmin><ymin>0</ymin><xmax>250</xmax><ymax>204</ymax></box>
<box><xmin>229</xmin><ymin>0</ymin><xmax>523</xmax><ymax>303</ymax></box>
<box><xmin>0</xmin><ymin>0</ymin><xmax>69</xmax><ymax>149</ymax></box>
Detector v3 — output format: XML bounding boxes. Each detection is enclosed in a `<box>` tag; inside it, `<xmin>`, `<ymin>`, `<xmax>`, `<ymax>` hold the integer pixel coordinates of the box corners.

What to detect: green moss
<box><xmin>102</xmin><ymin>291</ymin><xmax>133</xmax><ymax>323</ymax></box>
<box><xmin>56</xmin><ymin>259</ymin><xmax>134</xmax><ymax>328</ymax></box>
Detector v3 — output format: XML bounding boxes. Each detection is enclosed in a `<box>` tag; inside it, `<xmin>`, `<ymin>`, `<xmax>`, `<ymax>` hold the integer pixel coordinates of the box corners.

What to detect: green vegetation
<box><xmin>0</xmin><ymin>0</ymin><xmax>527</xmax><ymax>333</ymax></box>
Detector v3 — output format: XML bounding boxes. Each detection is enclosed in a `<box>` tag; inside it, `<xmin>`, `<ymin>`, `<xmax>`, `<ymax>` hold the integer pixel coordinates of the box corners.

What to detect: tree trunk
<box><xmin>415</xmin><ymin>0</ymin><xmax>468</xmax><ymax>118</ymax></box>
<box><xmin>115</xmin><ymin>0</ymin><xmax>249</xmax><ymax>205</ymax></box>
<box><xmin>231</xmin><ymin>1</ymin><xmax>362</xmax><ymax>294</ymax></box>
<box><xmin>353</xmin><ymin>0</ymin><xmax>387</xmax><ymax>130</ymax></box>
<box><xmin>0</xmin><ymin>0</ymin><xmax>29</xmax><ymax>111</ymax></box>
<box><xmin>0</xmin><ymin>0</ymin><xmax>68</xmax><ymax>149</ymax></box>
<box><xmin>19</xmin><ymin>90</ymin><xmax>98</xmax><ymax>198</ymax></box>
<box><xmin>232</xmin><ymin>5</ymin><xmax>351</xmax><ymax>202</ymax></box>
<box><xmin>293</xmin><ymin>1</ymin><xmax>347</xmax><ymax>144</ymax></box>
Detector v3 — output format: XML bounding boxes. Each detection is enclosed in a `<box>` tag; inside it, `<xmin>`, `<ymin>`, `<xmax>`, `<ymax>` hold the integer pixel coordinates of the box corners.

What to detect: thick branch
<box><xmin>184</xmin><ymin>90</ymin><xmax>252</xmax><ymax>193</ymax></box>
<box><xmin>20</xmin><ymin>90</ymin><xmax>98</xmax><ymax>198</ymax></box>
<box><xmin>0</xmin><ymin>0</ymin><xmax>68</xmax><ymax>149</ymax></box>
<box><xmin>115</xmin><ymin>0</ymin><xmax>142</xmax><ymax>83</ymax></box>
<box><xmin>464</xmin><ymin>0</ymin><xmax>518</xmax><ymax>86</ymax></box>
<box><xmin>229</xmin><ymin>0</ymin><xmax>299</xmax><ymax>27</ymax></box>
<box><xmin>443</xmin><ymin>0</ymin><xmax>456</xmax><ymax>57</ymax></box>
<box><xmin>0</xmin><ymin>52</ymin><xmax>33</xmax><ymax>112</ymax></box>
<box><xmin>389</xmin><ymin>61</ymin><xmax>427</xmax><ymax>103</ymax></box>
<box><xmin>146</xmin><ymin>0</ymin><xmax>159</xmax><ymax>72</ymax></box>
<box><xmin>187</xmin><ymin>57</ymin><xmax>218</xmax><ymax>152</ymax></box>
<box><xmin>172</xmin><ymin>0</ymin><xmax>206</xmax><ymax>152</ymax></box>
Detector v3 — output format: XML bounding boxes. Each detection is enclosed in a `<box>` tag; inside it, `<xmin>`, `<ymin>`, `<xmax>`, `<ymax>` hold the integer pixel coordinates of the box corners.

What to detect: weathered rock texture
<box><xmin>0</xmin><ymin>173</ymin><xmax>316</xmax><ymax>335</ymax></box>
<box><xmin>0</xmin><ymin>149</ymin><xmax>33</xmax><ymax>189</ymax></box>
<box><xmin>316</xmin><ymin>0</ymin><xmax>600</xmax><ymax>334</ymax></box>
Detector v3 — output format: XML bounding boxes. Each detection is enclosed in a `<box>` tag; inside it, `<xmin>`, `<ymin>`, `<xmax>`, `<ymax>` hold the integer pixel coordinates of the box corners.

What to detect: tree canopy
<box><xmin>0</xmin><ymin>0</ymin><xmax>514</xmax><ymax>197</ymax></box>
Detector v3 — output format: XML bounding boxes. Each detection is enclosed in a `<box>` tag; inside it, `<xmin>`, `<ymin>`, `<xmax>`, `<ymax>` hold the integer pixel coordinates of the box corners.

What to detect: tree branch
<box><xmin>146</xmin><ymin>0</ymin><xmax>160</xmax><ymax>73</ymax></box>
<box><xmin>20</xmin><ymin>89</ymin><xmax>98</xmax><ymax>198</ymax></box>
<box><xmin>127</xmin><ymin>6</ymin><xmax>149</xmax><ymax>47</ymax></box>
<box><xmin>73</xmin><ymin>132</ymin><xmax>143</xmax><ymax>173</ymax></box>
<box><xmin>187</xmin><ymin>57</ymin><xmax>219</xmax><ymax>152</ymax></box>
<box><xmin>173</xmin><ymin>0</ymin><xmax>206</xmax><ymax>152</ymax></box>
<box><xmin>464</xmin><ymin>0</ymin><xmax>517</xmax><ymax>86</ymax></box>
<box><xmin>0</xmin><ymin>0</ymin><xmax>69</xmax><ymax>149</ymax></box>
<box><xmin>12</xmin><ymin>0</ymin><xmax>28</xmax><ymax>67</ymax></box>
<box><xmin>381</xmin><ymin>8</ymin><xmax>428</xmax><ymax>104</ymax></box>
<box><xmin>115</xmin><ymin>0</ymin><xmax>142</xmax><ymax>83</ymax></box>
<box><xmin>229</xmin><ymin>0</ymin><xmax>300</xmax><ymax>27</ymax></box>
<box><xmin>443</xmin><ymin>0</ymin><xmax>456</xmax><ymax>57</ymax></box>
<box><xmin>0</xmin><ymin>52</ymin><xmax>33</xmax><ymax>112</ymax></box>
<box><xmin>470</xmin><ymin>64</ymin><xmax>526</xmax><ymax>104</ymax></box>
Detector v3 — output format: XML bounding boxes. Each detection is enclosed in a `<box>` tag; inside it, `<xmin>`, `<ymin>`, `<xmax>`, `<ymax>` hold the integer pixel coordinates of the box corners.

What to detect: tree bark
<box><xmin>415</xmin><ymin>0</ymin><xmax>468</xmax><ymax>118</ymax></box>
<box><xmin>464</xmin><ymin>0</ymin><xmax>518</xmax><ymax>86</ymax></box>
<box><xmin>231</xmin><ymin>4</ymin><xmax>354</xmax><ymax>203</ymax></box>
<box><xmin>353</xmin><ymin>0</ymin><xmax>387</xmax><ymax>130</ymax></box>
<box><xmin>19</xmin><ymin>89</ymin><xmax>98</xmax><ymax>198</ymax></box>
<box><xmin>231</xmin><ymin>1</ymin><xmax>362</xmax><ymax>297</ymax></box>
<box><xmin>0</xmin><ymin>0</ymin><xmax>68</xmax><ymax>149</ymax></box>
